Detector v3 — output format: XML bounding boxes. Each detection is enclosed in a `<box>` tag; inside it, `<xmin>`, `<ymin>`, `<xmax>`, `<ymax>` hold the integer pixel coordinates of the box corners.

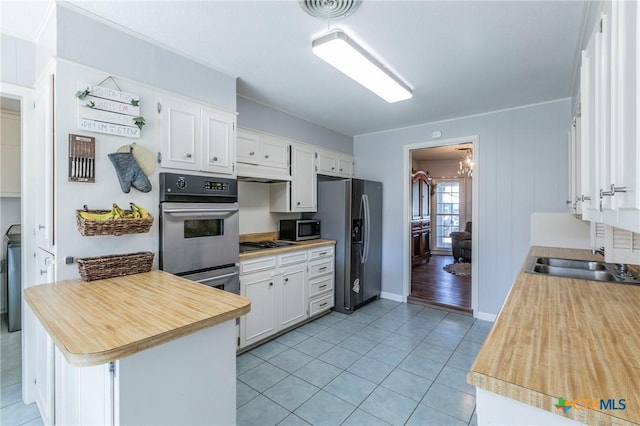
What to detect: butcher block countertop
<box><xmin>24</xmin><ymin>270</ymin><xmax>250</xmax><ymax>367</ymax></box>
<box><xmin>468</xmin><ymin>246</ymin><xmax>640</xmax><ymax>425</ymax></box>
<box><xmin>239</xmin><ymin>238</ymin><xmax>336</xmax><ymax>260</ymax></box>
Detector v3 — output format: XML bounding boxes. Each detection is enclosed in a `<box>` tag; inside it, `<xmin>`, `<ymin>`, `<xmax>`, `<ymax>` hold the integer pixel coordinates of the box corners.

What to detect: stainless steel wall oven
<box><xmin>159</xmin><ymin>173</ymin><xmax>239</xmax><ymax>294</ymax></box>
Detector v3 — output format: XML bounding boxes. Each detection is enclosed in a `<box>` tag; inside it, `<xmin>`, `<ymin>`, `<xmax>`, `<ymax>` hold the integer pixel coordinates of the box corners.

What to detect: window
<box><xmin>435</xmin><ymin>180</ymin><xmax>460</xmax><ymax>249</ymax></box>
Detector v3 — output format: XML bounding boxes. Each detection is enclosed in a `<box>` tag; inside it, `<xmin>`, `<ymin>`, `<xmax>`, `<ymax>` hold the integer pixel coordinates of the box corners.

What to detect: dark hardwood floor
<box><xmin>409</xmin><ymin>254</ymin><xmax>472</xmax><ymax>313</ymax></box>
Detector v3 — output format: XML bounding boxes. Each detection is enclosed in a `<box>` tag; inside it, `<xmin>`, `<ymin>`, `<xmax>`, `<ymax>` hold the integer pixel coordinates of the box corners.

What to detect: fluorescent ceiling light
<box><xmin>312</xmin><ymin>29</ymin><xmax>412</xmax><ymax>103</ymax></box>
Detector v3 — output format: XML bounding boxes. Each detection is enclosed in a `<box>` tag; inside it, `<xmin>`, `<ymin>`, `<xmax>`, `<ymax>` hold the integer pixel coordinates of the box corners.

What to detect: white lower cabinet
<box><xmin>241</xmin><ymin>271</ymin><xmax>278</xmax><ymax>346</ymax></box>
<box><xmin>239</xmin><ymin>244</ymin><xmax>334</xmax><ymax>349</ymax></box>
<box><xmin>280</xmin><ymin>265</ymin><xmax>307</xmax><ymax>328</ymax></box>
<box><xmin>54</xmin><ymin>322</ymin><xmax>237</xmax><ymax>426</ymax></box>
<box><xmin>307</xmin><ymin>246</ymin><xmax>335</xmax><ymax>316</ymax></box>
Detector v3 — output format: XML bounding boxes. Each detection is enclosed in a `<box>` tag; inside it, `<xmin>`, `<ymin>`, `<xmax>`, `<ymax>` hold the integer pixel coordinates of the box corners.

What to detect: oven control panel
<box><xmin>204</xmin><ymin>181</ymin><xmax>229</xmax><ymax>191</ymax></box>
<box><xmin>159</xmin><ymin>172</ymin><xmax>238</xmax><ymax>202</ymax></box>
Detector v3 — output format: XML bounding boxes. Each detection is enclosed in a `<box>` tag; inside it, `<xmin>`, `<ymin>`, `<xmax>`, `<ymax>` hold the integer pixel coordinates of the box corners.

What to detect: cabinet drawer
<box><xmin>309</xmin><ymin>293</ymin><xmax>334</xmax><ymax>317</ymax></box>
<box><xmin>308</xmin><ymin>259</ymin><xmax>333</xmax><ymax>279</ymax></box>
<box><xmin>308</xmin><ymin>245</ymin><xmax>334</xmax><ymax>261</ymax></box>
<box><xmin>309</xmin><ymin>276</ymin><xmax>333</xmax><ymax>298</ymax></box>
<box><xmin>240</xmin><ymin>256</ymin><xmax>277</xmax><ymax>275</ymax></box>
<box><xmin>278</xmin><ymin>250</ymin><xmax>307</xmax><ymax>267</ymax></box>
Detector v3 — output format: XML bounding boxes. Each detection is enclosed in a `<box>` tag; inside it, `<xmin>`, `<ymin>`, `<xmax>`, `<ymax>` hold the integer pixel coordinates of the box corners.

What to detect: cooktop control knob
<box><xmin>176</xmin><ymin>177</ymin><xmax>187</xmax><ymax>190</ymax></box>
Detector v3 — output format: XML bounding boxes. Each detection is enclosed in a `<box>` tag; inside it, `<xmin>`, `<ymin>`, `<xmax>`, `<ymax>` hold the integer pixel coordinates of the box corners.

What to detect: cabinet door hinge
<box><xmin>157</xmin><ymin>102</ymin><xmax>162</xmax><ymax>113</ymax></box>
<box><xmin>600</xmin><ymin>18</ymin><xmax>603</xmax><ymax>33</ymax></box>
<box><xmin>232</xmin><ymin>162</ymin><xmax>235</xmax><ymax>172</ymax></box>
<box><xmin>157</xmin><ymin>152</ymin><xmax>162</xmax><ymax>163</ymax></box>
<box><xmin>237</xmin><ymin>336</ymin><xmax>240</xmax><ymax>347</ymax></box>
<box><xmin>109</xmin><ymin>361</ymin><xmax>116</xmax><ymax>377</ymax></box>
<box><xmin>314</xmin><ymin>152</ymin><xmax>318</xmax><ymax>158</ymax></box>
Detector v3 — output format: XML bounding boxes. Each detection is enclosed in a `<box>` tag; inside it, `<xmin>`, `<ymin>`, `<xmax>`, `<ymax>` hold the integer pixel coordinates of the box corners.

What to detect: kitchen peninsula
<box><xmin>468</xmin><ymin>247</ymin><xmax>640</xmax><ymax>426</ymax></box>
<box><xmin>24</xmin><ymin>270</ymin><xmax>250</xmax><ymax>425</ymax></box>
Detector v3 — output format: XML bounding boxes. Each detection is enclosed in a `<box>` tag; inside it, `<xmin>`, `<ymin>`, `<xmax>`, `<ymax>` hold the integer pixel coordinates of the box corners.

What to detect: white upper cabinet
<box><xmin>236</xmin><ymin>129</ymin><xmax>260</xmax><ymax>164</ymax></box>
<box><xmin>201</xmin><ymin>106</ymin><xmax>236</xmax><ymax>175</ymax></box>
<box><xmin>316</xmin><ymin>147</ymin><xmax>353</xmax><ymax>178</ymax></box>
<box><xmin>579</xmin><ymin>1</ymin><xmax>640</xmax><ymax>233</ymax></box>
<box><xmin>290</xmin><ymin>143</ymin><xmax>317</xmax><ymax>212</ymax></box>
<box><xmin>236</xmin><ymin>128</ymin><xmax>289</xmax><ymax>180</ymax></box>
<box><xmin>270</xmin><ymin>143</ymin><xmax>318</xmax><ymax>213</ymax></box>
<box><xmin>159</xmin><ymin>93</ymin><xmax>200</xmax><ymax>171</ymax></box>
<box><xmin>236</xmin><ymin>129</ymin><xmax>288</xmax><ymax>169</ymax></box>
<box><xmin>610</xmin><ymin>0</ymin><xmax>640</xmax><ymax>233</ymax></box>
<box><xmin>158</xmin><ymin>92</ymin><xmax>235</xmax><ymax>176</ymax></box>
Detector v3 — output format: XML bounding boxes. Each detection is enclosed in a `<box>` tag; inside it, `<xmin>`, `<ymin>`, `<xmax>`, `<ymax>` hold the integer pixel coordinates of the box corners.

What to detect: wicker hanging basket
<box><xmin>76</xmin><ymin>209</ymin><xmax>153</xmax><ymax>236</ymax></box>
<box><xmin>77</xmin><ymin>251</ymin><xmax>154</xmax><ymax>281</ymax></box>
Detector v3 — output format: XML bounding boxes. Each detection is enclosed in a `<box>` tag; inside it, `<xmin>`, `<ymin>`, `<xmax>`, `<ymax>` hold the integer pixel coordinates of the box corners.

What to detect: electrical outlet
<box><xmin>0</xmin><ymin>259</ymin><xmax>6</xmax><ymax>274</ymax></box>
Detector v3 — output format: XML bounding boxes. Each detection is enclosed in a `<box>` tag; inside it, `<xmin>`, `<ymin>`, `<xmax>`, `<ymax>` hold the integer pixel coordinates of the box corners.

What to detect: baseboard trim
<box><xmin>380</xmin><ymin>292</ymin><xmax>404</xmax><ymax>302</ymax></box>
<box><xmin>476</xmin><ymin>311</ymin><xmax>497</xmax><ymax>322</ymax></box>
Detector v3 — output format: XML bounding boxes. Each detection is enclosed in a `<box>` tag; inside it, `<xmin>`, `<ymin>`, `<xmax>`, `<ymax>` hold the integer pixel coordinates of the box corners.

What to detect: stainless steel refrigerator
<box><xmin>306</xmin><ymin>178</ymin><xmax>382</xmax><ymax>314</ymax></box>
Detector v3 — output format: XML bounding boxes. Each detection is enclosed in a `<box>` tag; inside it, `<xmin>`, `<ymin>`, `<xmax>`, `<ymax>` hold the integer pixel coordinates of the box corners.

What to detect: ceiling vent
<box><xmin>299</xmin><ymin>0</ymin><xmax>362</xmax><ymax>20</ymax></box>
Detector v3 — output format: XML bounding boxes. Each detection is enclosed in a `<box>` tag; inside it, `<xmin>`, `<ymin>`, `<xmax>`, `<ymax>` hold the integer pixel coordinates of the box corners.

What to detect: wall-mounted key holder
<box><xmin>69</xmin><ymin>134</ymin><xmax>96</xmax><ymax>182</ymax></box>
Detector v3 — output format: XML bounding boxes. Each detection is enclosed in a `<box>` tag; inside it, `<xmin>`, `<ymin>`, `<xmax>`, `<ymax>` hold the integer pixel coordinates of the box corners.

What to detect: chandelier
<box><xmin>457</xmin><ymin>148</ymin><xmax>473</xmax><ymax>177</ymax></box>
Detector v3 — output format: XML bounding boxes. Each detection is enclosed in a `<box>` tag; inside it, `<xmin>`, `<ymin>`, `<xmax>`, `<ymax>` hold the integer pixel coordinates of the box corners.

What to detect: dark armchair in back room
<box><xmin>450</xmin><ymin>222</ymin><xmax>472</xmax><ymax>262</ymax></box>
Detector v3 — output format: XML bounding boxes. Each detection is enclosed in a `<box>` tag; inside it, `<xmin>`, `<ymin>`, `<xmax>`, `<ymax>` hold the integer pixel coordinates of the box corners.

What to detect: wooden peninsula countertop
<box><xmin>24</xmin><ymin>270</ymin><xmax>250</xmax><ymax>367</ymax></box>
<box><xmin>468</xmin><ymin>246</ymin><xmax>640</xmax><ymax>425</ymax></box>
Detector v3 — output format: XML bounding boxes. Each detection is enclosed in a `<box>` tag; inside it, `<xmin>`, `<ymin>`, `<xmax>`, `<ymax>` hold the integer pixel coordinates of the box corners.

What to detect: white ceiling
<box><xmin>2</xmin><ymin>1</ymin><xmax>587</xmax><ymax>137</ymax></box>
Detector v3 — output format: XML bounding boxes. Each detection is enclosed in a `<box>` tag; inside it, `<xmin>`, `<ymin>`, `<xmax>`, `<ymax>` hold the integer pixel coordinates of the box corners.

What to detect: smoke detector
<box><xmin>299</xmin><ymin>0</ymin><xmax>362</xmax><ymax>20</ymax></box>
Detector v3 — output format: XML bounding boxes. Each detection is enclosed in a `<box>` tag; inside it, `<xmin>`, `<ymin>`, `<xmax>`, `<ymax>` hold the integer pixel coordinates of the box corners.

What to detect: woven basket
<box><xmin>77</xmin><ymin>251</ymin><xmax>154</xmax><ymax>281</ymax></box>
<box><xmin>76</xmin><ymin>210</ymin><xmax>153</xmax><ymax>236</ymax></box>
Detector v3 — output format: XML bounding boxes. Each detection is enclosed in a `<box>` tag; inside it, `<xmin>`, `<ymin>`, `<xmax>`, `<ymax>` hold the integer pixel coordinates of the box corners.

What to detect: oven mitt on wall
<box><xmin>108</xmin><ymin>152</ymin><xmax>152</xmax><ymax>193</ymax></box>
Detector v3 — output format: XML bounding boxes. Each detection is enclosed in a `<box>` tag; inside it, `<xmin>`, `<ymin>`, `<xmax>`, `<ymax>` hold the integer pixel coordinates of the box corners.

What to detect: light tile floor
<box><xmin>237</xmin><ymin>299</ymin><xmax>492</xmax><ymax>426</ymax></box>
<box><xmin>0</xmin><ymin>315</ymin><xmax>43</xmax><ymax>426</ymax></box>
<box><xmin>0</xmin><ymin>300</ymin><xmax>491</xmax><ymax>426</ymax></box>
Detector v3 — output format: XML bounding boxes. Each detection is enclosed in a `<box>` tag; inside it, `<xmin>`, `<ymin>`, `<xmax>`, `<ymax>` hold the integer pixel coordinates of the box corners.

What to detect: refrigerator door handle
<box><xmin>362</xmin><ymin>193</ymin><xmax>371</xmax><ymax>263</ymax></box>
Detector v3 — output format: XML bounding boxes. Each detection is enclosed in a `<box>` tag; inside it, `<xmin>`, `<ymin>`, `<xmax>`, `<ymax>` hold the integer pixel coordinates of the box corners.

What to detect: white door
<box><xmin>280</xmin><ymin>266</ymin><xmax>307</xmax><ymax>328</ymax></box>
<box><xmin>33</xmin><ymin>248</ymin><xmax>55</xmax><ymax>425</ymax></box>
<box><xmin>611</xmin><ymin>0</ymin><xmax>640</xmax><ymax>232</ymax></box>
<box><xmin>337</xmin><ymin>157</ymin><xmax>353</xmax><ymax>176</ymax></box>
<box><xmin>236</xmin><ymin>129</ymin><xmax>260</xmax><ymax>164</ymax></box>
<box><xmin>33</xmin><ymin>75</ymin><xmax>54</xmax><ymax>250</ymax></box>
<box><xmin>201</xmin><ymin>107</ymin><xmax>235</xmax><ymax>175</ymax></box>
<box><xmin>290</xmin><ymin>144</ymin><xmax>317</xmax><ymax>212</ymax></box>
<box><xmin>241</xmin><ymin>274</ymin><xmax>278</xmax><ymax>346</ymax></box>
<box><xmin>316</xmin><ymin>151</ymin><xmax>336</xmax><ymax>175</ymax></box>
<box><xmin>159</xmin><ymin>94</ymin><xmax>200</xmax><ymax>171</ymax></box>
<box><xmin>260</xmin><ymin>135</ymin><xmax>289</xmax><ymax>169</ymax></box>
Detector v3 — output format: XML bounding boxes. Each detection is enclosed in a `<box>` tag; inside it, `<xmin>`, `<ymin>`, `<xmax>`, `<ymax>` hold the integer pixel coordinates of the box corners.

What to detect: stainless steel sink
<box><xmin>533</xmin><ymin>257</ymin><xmax>607</xmax><ymax>271</ymax></box>
<box><xmin>525</xmin><ymin>256</ymin><xmax>640</xmax><ymax>285</ymax></box>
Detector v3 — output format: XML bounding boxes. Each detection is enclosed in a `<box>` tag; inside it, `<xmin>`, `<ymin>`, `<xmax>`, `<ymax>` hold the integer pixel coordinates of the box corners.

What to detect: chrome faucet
<box><xmin>591</xmin><ymin>247</ymin><xmax>605</xmax><ymax>256</ymax></box>
<box><xmin>616</xmin><ymin>263</ymin><xmax>632</xmax><ymax>277</ymax></box>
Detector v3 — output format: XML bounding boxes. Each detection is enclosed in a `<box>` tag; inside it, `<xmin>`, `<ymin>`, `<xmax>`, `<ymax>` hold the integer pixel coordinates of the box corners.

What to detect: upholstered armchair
<box><xmin>450</xmin><ymin>222</ymin><xmax>472</xmax><ymax>262</ymax></box>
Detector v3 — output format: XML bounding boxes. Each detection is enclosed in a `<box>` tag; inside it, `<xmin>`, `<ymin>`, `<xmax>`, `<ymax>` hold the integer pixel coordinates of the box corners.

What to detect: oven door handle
<box><xmin>196</xmin><ymin>271</ymin><xmax>239</xmax><ymax>285</ymax></box>
<box><xmin>163</xmin><ymin>208</ymin><xmax>238</xmax><ymax>217</ymax></box>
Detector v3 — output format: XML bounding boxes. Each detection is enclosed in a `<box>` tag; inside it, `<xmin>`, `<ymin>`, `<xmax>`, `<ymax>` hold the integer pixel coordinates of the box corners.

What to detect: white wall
<box><xmin>237</xmin><ymin>182</ymin><xmax>299</xmax><ymax>235</ymax></box>
<box><xmin>237</xmin><ymin>97</ymin><xmax>353</xmax><ymax>154</ymax></box>
<box><xmin>0</xmin><ymin>197</ymin><xmax>20</xmax><ymax>313</ymax></box>
<box><xmin>354</xmin><ymin>99</ymin><xmax>571</xmax><ymax>316</ymax></box>
<box><xmin>56</xmin><ymin>6</ymin><xmax>236</xmax><ymax>112</ymax></box>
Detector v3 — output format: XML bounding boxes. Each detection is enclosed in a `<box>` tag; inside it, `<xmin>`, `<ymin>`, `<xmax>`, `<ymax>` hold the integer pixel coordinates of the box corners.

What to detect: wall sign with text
<box><xmin>76</xmin><ymin>82</ymin><xmax>146</xmax><ymax>138</ymax></box>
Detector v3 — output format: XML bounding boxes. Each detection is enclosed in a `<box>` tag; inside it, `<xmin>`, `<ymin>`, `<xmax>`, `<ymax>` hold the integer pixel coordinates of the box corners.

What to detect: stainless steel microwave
<box><xmin>280</xmin><ymin>219</ymin><xmax>321</xmax><ymax>241</ymax></box>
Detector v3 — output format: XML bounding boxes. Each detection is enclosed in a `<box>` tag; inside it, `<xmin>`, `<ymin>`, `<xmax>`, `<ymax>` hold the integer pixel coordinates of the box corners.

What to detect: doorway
<box><xmin>406</xmin><ymin>140</ymin><xmax>475</xmax><ymax>313</ymax></box>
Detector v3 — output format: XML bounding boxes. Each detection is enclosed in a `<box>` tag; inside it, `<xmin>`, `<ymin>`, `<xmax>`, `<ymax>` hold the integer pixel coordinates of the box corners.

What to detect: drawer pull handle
<box><xmin>319</xmin><ymin>266</ymin><xmax>327</xmax><ymax>271</ymax></box>
<box><xmin>319</xmin><ymin>284</ymin><xmax>327</xmax><ymax>289</ymax></box>
<box><xmin>319</xmin><ymin>302</ymin><xmax>328</xmax><ymax>307</ymax></box>
<box><xmin>319</xmin><ymin>252</ymin><xmax>327</xmax><ymax>256</ymax></box>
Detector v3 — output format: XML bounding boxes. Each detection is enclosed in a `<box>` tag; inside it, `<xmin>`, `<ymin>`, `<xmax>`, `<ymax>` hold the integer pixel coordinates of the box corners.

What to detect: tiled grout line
<box><xmin>237</xmin><ymin>302</ymin><xmax>485</xmax><ymax>425</ymax></box>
